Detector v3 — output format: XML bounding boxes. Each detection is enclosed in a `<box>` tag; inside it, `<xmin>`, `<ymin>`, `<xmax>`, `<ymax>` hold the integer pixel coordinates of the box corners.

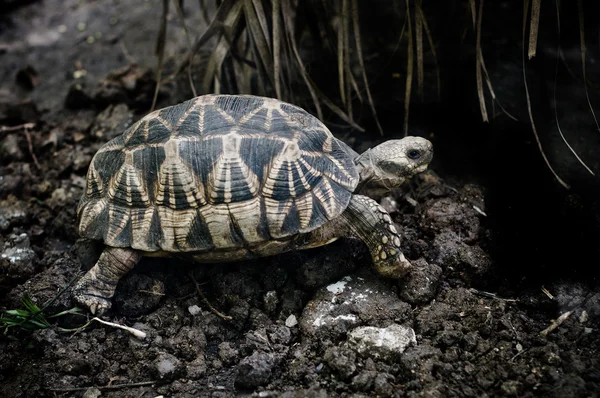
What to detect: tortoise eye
<box><xmin>407</xmin><ymin>149</ymin><xmax>421</xmax><ymax>159</ymax></box>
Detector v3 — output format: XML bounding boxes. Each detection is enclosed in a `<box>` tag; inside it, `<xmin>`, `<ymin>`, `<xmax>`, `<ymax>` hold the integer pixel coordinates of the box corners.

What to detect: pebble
<box><xmin>348</xmin><ymin>323</ymin><xmax>416</xmax><ymax>361</ymax></box>
<box><xmin>154</xmin><ymin>352</ymin><xmax>181</xmax><ymax>380</ymax></box>
<box><xmin>235</xmin><ymin>351</ymin><xmax>281</xmax><ymax>388</ymax></box>
<box><xmin>285</xmin><ymin>314</ymin><xmax>298</xmax><ymax>328</ymax></box>
<box><xmin>1</xmin><ymin>233</ymin><xmax>36</xmax><ymax>277</ymax></box>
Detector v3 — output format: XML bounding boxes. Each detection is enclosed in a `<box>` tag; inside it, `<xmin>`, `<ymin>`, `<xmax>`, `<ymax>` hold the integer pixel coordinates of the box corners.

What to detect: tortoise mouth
<box><xmin>413</xmin><ymin>164</ymin><xmax>429</xmax><ymax>175</ymax></box>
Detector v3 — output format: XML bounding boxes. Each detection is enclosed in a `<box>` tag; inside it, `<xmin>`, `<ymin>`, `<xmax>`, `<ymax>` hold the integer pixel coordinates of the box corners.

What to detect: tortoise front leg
<box><xmin>298</xmin><ymin>195</ymin><xmax>411</xmax><ymax>278</ymax></box>
<box><xmin>73</xmin><ymin>247</ymin><xmax>142</xmax><ymax>315</ymax></box>
<box><xmin>341</xmin><ymin>195</ymin><xmax>412</xmax><ymax>278</ymax></box>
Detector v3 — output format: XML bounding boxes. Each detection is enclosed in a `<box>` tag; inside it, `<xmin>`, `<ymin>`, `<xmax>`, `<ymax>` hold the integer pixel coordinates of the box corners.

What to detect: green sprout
<box><xmin>0</xmin><ymin>294</ymin><xmax>84</xmax><ymax>334</ymax></box>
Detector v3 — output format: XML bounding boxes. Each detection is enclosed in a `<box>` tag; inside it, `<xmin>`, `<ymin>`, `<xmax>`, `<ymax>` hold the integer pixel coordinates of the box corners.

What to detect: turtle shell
<box><xmin>78</xmin><ymin>94</ymin><xmax>359</xmax><ymax>253</ymax></box>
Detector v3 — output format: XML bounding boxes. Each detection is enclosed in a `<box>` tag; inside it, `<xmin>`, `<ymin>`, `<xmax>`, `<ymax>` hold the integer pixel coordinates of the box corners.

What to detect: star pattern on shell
<box><xmin>78</xmin><ymin>95</ymin><xmax>359</xmax><ymax>253</ymax></box>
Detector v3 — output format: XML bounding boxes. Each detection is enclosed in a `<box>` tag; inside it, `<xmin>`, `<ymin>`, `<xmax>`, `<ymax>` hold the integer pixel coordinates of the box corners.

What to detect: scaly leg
<box><xmin>297</xmin><ymin>195</ymin><xmax>411</xmax><ymax>278</ymax></box>
<box><xmin>72</xmin><ymin>247</ymin><xmax>142</xmax><ymax>315</ymax></box>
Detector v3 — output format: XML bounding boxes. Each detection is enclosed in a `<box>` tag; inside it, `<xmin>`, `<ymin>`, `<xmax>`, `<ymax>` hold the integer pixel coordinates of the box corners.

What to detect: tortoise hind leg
<box><xmin>73</xmin><ymin>247</ymin><xmax>142</xmax><ymax>315</ymax></box>
<box><xmin>297</xmin><ymin>195</ymin><xmax>411</xmax><ymax>278</ymax></box>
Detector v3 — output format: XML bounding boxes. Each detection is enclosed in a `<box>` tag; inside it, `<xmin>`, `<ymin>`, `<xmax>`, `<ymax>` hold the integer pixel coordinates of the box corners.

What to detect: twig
<box><xmin>509</xmin><ymin>347</ymin><xmax>527</xmax><ymax>362</ymax></box>
<box><xmin>188</xmin><ymin>271</ymin><xmax>232</xmax><ymax>321</ymax></box>
<box><xmin>540</xmin><ymin>310</ymin><xmax>573</xmax><ymax>336</ymax></box>
<box><xmin>47</xmin><ymin>380</ymin><xmax>159</xmax><ymax>392</ymax></box>
<box><xmin>469</xmin><ymin>288</ymin><xmax>517</xmax><ymax>303</ymax></box>
<box><xmin>119</xmin><ymin>40</ymin><xmax>137</xmax><ymax>65</ymax></box>
<box><xmin>136</xmin><ymin>289</ymin><xmax>165</xmax><ymax>296</ymax></box>
<box><xmin>0</xmin><ymin>122</ymin><xmax>35</xmax><ymax>133</ymax></box>
<box><xmin>91</xmin><ymin>317</ymin><xmax>147</xmax><ymax>339</ymax></box>
<box><xmin>541</xmin><ymin>286</ymin><xmax>554</xmax><ymax>300</ymax></box>
<box><xmin>23</xmin><ymin>125</ymin><xmax>40</xmax><ymax>170</ymax></box>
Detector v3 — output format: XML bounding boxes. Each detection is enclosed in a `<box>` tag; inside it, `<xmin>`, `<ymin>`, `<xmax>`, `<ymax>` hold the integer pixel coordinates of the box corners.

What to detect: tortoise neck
<box><xmin>354</xmin><ymin>150</ymin><xmax>377</xmax><ymax>194</ymax></box>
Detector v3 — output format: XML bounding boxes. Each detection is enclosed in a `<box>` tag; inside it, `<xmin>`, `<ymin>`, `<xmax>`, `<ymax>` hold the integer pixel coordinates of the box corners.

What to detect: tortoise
<box><xmin>73</xmin><ymin>94</ymin><xmax>433</xmax><ymax>315</ymax></box>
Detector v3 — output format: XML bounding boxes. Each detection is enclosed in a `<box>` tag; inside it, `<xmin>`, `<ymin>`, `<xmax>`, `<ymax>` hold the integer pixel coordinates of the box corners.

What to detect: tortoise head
<box><xmin>355</xmin><ymin>136</ymin><xmax>433</xmax><ymax>197</ymax></box>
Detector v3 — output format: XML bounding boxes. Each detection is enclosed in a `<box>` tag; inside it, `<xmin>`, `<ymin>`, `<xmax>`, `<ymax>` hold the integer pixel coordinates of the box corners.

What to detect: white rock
<box><xmin>188</xmin><ymin>305</ymin><xmax>202</xmax><ymax>316</ymax></box>
<box><xmin>348</xmin><ymin>324</ymin><xmax>416</xmax><ymax>360</ymax></box>
<box><xmin>285</xmin><ymin>314</ymin><xmax>298</xmax><ymax>327</ymax></box>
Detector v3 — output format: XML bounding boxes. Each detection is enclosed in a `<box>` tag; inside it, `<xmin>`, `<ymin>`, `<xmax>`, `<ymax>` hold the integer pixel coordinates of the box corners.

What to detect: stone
<box><xmin>348</xmin><ymin>323</ymin><xmax>416</xmax><ymax>361</ymax></box>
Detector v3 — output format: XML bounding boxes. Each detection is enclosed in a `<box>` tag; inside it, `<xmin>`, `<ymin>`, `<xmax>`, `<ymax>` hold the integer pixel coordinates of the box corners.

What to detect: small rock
<box><xmin>0</xmin><ymin>134</ymin><xmax>24</xmax><ymax>162</ymax></box>
<box><xmin>285</xmin><ymin>314</ymin><xmax>298</xmax><ymax>328</ymax></box>
<box><xmin>82</xmin><ymin>387</ymin><xmax>102</xmax><ymax>398</ymax></box>
<box><xmin>0</xmin><ymin>197</ymin><xmax>29</xmax><ymax>232</ymax></box>
<box><xmin>218</xmin><ymin>342</ymin><xmax>239</xmax><ymax>365</ymax></box>
<box><xmin>433</xmin><ymin>231</ymin><xmax>492</xmax><ymax>282</ymax></box>
<box><xmin>165</xmin><ymin>325</ymin><xmax>207</xmax><ymax>360</ymax></box>
<box><xmin>373</xmin><ymin>373</ymin><xmax>394</xmax><ymax>396</ymax></box>
<box><xmin>397</xmin><ymin>259</ymin><xmax>442</xmax><ymax>304</ymax></box>
<box><xmin>185</xmin><ymin>355</ymin><xmax>207</xmax><ymax>380</ymax></box>
<box><xmin>324</xmin><ymin>346</ymin><xmax>357</xmax><ymax>380</ymax></box>
<box><xmin>154</xmin><ymin>352</ymin><xmax>181</xmax><ymax>380</ymax></box>
<box><xmin>348</xmin><ymin>323</ymin><xmax>416</xmax><ymax>361</ymax></box>
<box><xmin>351</xmin><ymin>370</ymin><xmax>377</xmax><ymax>392</ymax></box>
<box><xmin>188</xmin><ymin>304</ymin><xmax>202</xmax><ymax>316</ymax></box>
<box><xmin>263</xmin><ymin>290</ymin><xmax>279</xmax><ymax>314</ymax></box>
<box><xmin>267</xmin><ymin>324</ymin><xmax>291</xmax><ymax>345</ymax></box>
<box><xmin>47</xmin><ymin>187</ymin><xmax>68</xmax><ymax>209</ymax></box>
<box><xmin>500</xmin><ymin>380</ymin><xmax>521</xmax><ymax>396</ymax></box>
<box><xmin>1</xmin><ymin>233</ymin><xmax>36</xmax><ymax>278</ymax></box>
<box><xmin>235</xmin><ymin>351</ymin><xmax>281</xmax><ymax>389</ymax></box>
<box><xmin>300</xmin><ymin>274</ymin><xmax>411</xmax><ymax>339</ymax></box>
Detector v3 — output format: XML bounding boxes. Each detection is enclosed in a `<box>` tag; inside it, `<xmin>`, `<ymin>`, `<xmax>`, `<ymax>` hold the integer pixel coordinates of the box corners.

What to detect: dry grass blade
<box><xmin>272</xmin><ymin>0</ymin><xmax>282</xmax><ymax>99</ymax></box>
<box><xmin>528</xmin><ymin>0</ymin><xmax>541</xmax><ymax>59</ymax></box>
<box><xmin>467</xmin><ymin>0</ymin><xmax>515</xmax><ymax>121</ymax></box>
<box><xmin>577</xmin><ymin>0</ymin><xmax>600</xmax><ymax>134</ymax></box>
<box><xmin>201</xmin><ymin>1</ymin><xmax>244</xmax><ymax>91</ymax></box>
<box><xmin>282</xmin><ymin>0</ymin><xmax>323</xmax><ymax>120</ymax></box>
<box><xmin>342</xmin><ymin>0</ymin><xmax>352</xmax><ymax>120</ymax></box>
<box><xmin>403</xmin><ymin>0</ymin><xmax>414</xmax><ymax>137</ymax></box>
<box><xmin>552</xmin><ymin>0</ymin><xmax>594</xmax><ymax>176</ymax></box>
<box><xmin>151</xmin><ymin>0</ymin><xmax>169</xmax><ymax>111</ymax></box>
<box><xmin>199</xmin><ymin>0</ymin><xmax>211</xmax><ymax>26</ymax></box>
<box><xmin>522</xmin><ymin>0</ymin><xmax>569</xmax><ymax>189</ymax></box>
<box><xmin>173</xmin><ymin>0</ymin><xmax>198</xmax><ymax>97</ymax></box>
<box><xmin>415</xmin><ymin>0</ymin><xmax>424</xmax><ymax>100</ymax></box>
<box><xmin>469</xmin><ymin>0</ymin><xmax>476</xmax><ymax>26</ymax></box>
<box><xmin>305</xmin><ymin>73</ymin><xmax>365</xmax><ymax>132</ymax></box>
<box><xmin>244</xmin><ymin>0</ymin><xmax>276</xmax><ymax>90</ymax></box>
<box><xmin>474</xmin><ymin>0</ymin><xmax>488</xmax><ymax>122</ymax></box>
<box><xmin>352</xmin><ymin>0</ymin><xmax>383</xmax><ymax>135</ymax></box>
<box><xmin>418</xmin><ymin>7</ymin><xmax>440</xmax><ymax>100</ymax></box>
<box><xmin>176</xmin><ymin>0</ymin><xmax>239</xmax><ymax>80</ymax></box>
<box><xmin>337</xmin><ymin>0</ymin><xmax>346</xmax><ymax>107</ymax></box>
<box><xmin>232</xmin><ymin>33</ymin><xmax>253</xmax><ymax>93</ymax></box>
<box><xmin>251</xmin><ymin>0</ymin><xmax>272</xmax><ymax>52</ymax></box>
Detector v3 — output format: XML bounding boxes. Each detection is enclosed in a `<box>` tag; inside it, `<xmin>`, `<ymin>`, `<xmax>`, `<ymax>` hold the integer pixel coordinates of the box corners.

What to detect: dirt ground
<box><xmin>1</xmin><ymin>1</ymin><xmax>599</xmax><ymax>397</ymax></box>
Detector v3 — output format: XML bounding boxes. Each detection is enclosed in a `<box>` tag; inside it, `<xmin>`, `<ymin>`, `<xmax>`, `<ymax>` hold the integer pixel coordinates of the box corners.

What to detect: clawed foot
<box><xmin>72</xmin><ymin>278</ymin><xmax>114</xmax><ymax>316</ymax></box>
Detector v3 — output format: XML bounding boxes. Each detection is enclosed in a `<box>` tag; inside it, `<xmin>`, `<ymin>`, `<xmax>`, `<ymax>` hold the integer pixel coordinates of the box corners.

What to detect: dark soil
<box><xmin>1</xmin><ymin>1</ymin><xmax>599</xmax><ymax>397</ymax></box>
